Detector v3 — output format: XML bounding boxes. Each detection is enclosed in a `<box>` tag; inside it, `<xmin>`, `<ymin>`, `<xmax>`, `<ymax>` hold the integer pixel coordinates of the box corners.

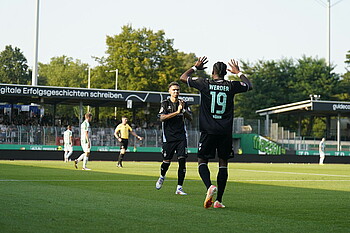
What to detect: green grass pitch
<box><xmin>0</xmin><ymin>160</ymin><xmax>349</xmax><ymax>233</ymax></box>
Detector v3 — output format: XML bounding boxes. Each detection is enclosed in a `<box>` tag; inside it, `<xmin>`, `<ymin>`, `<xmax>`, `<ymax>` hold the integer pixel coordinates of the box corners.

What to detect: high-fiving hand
<box><xmin>227</xmin><ymin>59</ymin><xmax>240</xmax><ymax>74</ymax></box>
<box><xmin>194</xmin><ymin>56</ymin><xmax>208</xmax><ymax>70</ymax></box>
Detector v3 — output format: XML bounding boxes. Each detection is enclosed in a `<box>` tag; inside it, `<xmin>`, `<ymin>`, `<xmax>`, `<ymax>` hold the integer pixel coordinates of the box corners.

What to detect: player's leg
<box><xmin>156</xmin><ymin>143</ymin><xmax>173</xmax><ymax>190</ymax></box>
<box><xmin>74</xmin><ymin>146</ymin><xmax>86</xmax><ymax>169</ymax></box>
<box><xmin>197</xmin><ymin>133</ymin><xmax>217</xmax><ymax>207</ymax></box>
<box><xmin>319</xmin><ymin>154</ymin><xmax>325</xmax><ymax>165</ymax></box>
<box><xmin>213</xmin><ymin>134</ymin><xmax>233</xmax><ymax>208</ymax></box>
<box><xmin>214</xmin><ymin>158</ymin><xmax>228</xmax><ymax>208</ymax></box>
<box><xmin>66</xmin><ymin>150</ymin><xmax>73</xmax><ymax>161</ymax></box>
<box><xmin>82</xmin><ymin>152</ymin><xmax>91</xmax><ymax>170</ymax></box>
<box><xmin>64</xmin><ymin>150</ymin><xmax>68</xmax><ymax>162</ymax></box>
<box><xmin>161</xmin><ymin>160</ymin><xmax>171</xmax><ymax>176</ymax></box>
<box><xmin>118</xmin><ymin>148</ymin><xmax>125</xmax><ymax>167</ymax></box>
<box><xmin>117</xmin><ymin>140</ymin><xmax>128</xmax><ymax>167</ymax></box>
<box><xmin>197</xmin><ymin>133</ymin><xmax>214</xmax><ymax>189</ymax></box>
<box><xmin>156</xmin><ymin>159</ymin><xmax>170</xmax><ymax>190</ymax></box>
<box><xmin>175</xmin><ymin>156</ymin><xmax>187</xmax><ymax>195</ymax></box>
<box><xmin>175</xmin><ymin>140</ymin><xmax>188</xmax><ymax>195</ymax></box>
<box><xmin>198</xmin><ymin>158</ymin><xmax>212</xmax><ymax>188</ymax></box>
<box><xmin>199</xmin><ymin>157</ymin><xmax>218</xmax><ymax>208</ymax></box>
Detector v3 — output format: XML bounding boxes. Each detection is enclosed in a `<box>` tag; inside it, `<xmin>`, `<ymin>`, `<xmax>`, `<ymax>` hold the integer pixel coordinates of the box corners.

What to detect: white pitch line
<box><xmin>230</xmin><ymin>180</ymin><xmax>350</xmax><ymax>182</ymax></box>
<box><xmin>0</xmin><ymin>179</ymin><xmax>163</xmax><ymax>182</ymax></box>
<box><xmin>237</xmin><ymin>169</ymin><xmax>350</xmax><ymax>177</ymax></box>
<box><xmin>0</xmin><ymin>179</ymin><xmax>349</xmax><ymax>182</ymax></box>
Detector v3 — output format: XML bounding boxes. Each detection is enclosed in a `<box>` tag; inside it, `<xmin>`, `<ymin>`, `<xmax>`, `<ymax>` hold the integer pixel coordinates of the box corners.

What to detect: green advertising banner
<box><xmin>0</xmin><ymin>144</ymin><xmax>198</xmax><ymax>153</ymax></box>
<box><xmin>296</xmin><ymin>150</ymin><xmax>350</xmax><ymax>156</ymax></box>
<box><xmin>234</xmin><ymin>134</ymin><xmax>286</xmax><ymax>155</ymax></box>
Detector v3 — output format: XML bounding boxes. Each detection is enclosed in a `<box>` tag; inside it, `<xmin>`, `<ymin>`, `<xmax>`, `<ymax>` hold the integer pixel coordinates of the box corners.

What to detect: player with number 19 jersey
<box><xmin>187</xmin><ymin>77</ymin><xmax>249</xmax><ymax>134</ymax></box>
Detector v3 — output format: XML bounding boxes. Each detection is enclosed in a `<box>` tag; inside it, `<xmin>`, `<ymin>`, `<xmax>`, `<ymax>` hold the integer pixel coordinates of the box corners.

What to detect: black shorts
<box><xmin>120</xmin><ymin>139</ymin><xmax>129</xmax><ymax>150</ymax></box>
<box><xmin>162</xmin><ymin>140</ymin><xmax>188</xmax><ymax>160</ymax></box>
<box><xmin>197</xmin><ymin>132</ymin><xmax>233</xmax><ymax>160</ymax></box>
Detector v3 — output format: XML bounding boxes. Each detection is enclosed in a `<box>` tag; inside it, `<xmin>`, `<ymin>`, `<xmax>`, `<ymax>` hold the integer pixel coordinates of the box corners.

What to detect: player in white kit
<box><xmin>63</xmin><ymin>125</ymin><xmax>73</xmax><ymax>163</ymax></box>
<box><xmin>74</xmin><ymin>113</ymin><xmax>92</xmax><ymax>170</ymax></box>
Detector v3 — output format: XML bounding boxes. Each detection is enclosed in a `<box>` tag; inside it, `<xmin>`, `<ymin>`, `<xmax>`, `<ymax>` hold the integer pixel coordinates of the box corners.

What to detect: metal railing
<box><xmin>0</xmin><ymin>125</ymin><xmax>201</xmax><ymax>148</ymax></box>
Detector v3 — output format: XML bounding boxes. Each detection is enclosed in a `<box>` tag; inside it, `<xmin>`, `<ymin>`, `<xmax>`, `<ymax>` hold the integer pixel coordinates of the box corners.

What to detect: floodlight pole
<box><xmin>109</xmin><ymin>69</ymin><xmax>119</xmax><ymax>118</ymax></box>
<box><xmin>326</xmin><ymin>0</ymin><xmax>331</xmax><ymax>67</ymax></box>
<box><xmin>32</xmin><ymin>0</ymin><xmax>40</xmax><ymax>86</ymax></box>
<box><xmin>114</xmin><ymin>69</ymin><xmax>118</xmax><ymax>118</ymax></box>
<box><xmin>87</xmin><ymin>67</ymin><xmax>91</xmax><ymax>113</ymax></box>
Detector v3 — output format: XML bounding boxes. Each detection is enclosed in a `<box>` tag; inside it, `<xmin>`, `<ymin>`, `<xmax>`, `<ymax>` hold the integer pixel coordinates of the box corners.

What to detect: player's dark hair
<box><xmin>168</xmin><ymin>81</ymin><xmax>180</xmax><ymax>89</ymax></box>
<box><xmin>213</xmin><ymin>62</ymin><xmax>227</xmax><ymax>77</ymax></box>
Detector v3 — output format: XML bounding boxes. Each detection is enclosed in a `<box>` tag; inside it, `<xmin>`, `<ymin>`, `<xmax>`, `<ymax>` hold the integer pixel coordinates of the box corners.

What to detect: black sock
<box><xmin>216</xmin><ymin>167</ymin><xmax>228</xmax><ymax>203</ymax></box>
<box><xmin>118</xmin><ymin>153</ymin><xmax>124</xmax><ymax>166</ymax></box>
<box><xmin>160</xmin><ymin>161</ymin><xmax>170</xmax><ymax>177</ymax></box>
<box><xmin>198</xmin><ymin>163</ymin><xmax>211</xmax><ymax>189</ymax></box>
<box><xmin>177</xmin><ymin>158</ymin><xmax>186</xmax><ymax>186</ymax></box>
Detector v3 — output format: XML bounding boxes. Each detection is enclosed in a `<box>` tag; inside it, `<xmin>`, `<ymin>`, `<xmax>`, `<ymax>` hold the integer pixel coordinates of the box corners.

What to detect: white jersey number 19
<box><xmin>210</xmin><ymin>91</ymin><xmax>227</xmax><ymax>115</ymax></box>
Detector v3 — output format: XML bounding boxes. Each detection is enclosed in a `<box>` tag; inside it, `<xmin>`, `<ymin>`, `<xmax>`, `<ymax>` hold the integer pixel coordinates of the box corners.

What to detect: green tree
<box><xmin>0</xmin><ymin>45</ymin><xmax>31</xmax><ymax>84</ymax></box>
<box><xmin>235</xmin><ymin>56</ymin><xmax>340</xmax><ymax>136</ymax></box>
<box><xmin>336</xmin><ymin>50</ymin><xmax>350</xmax><ymax>101</ymax></box>
<box><xmin>236</xmin><ymin>58</ymin><xmax>296</xmax><ymax>119</ymax></box>
<box><xmin>291</xmin><ymin>56</ymin><xmax>339</xmax><ymax>101</ymax></box>
<box><xmin>38</xmin><ymin>56</ymin><xmax>89</xmax><ymax>88</ymax></box>
<box><xmin>103</xmin><ymin>25</ymin><xmax>205</xmax><ymax>92</ymax></box>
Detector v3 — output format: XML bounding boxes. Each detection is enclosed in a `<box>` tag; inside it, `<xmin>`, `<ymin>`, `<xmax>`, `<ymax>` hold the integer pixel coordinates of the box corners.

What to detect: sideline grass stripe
<box><xmin>238</xmin><ymin>169</ymin><xmax>350</xmax><ymax>177</ymax></box>
<box><xmin>1</xmin><ymin>179</ymin><xmax>349</xmax><ymax>182</ymax></box>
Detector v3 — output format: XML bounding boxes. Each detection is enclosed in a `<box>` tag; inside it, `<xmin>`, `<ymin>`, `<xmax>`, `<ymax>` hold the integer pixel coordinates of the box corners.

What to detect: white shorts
<box><xmin>81</xmin><ymin>142</ymin><xmax>91</xmax><ymax>153</ymax></box>
<box><xmin>64</xmin><ymin>143</ymin><xmax>73</xmax><ymax>152</ymax></box>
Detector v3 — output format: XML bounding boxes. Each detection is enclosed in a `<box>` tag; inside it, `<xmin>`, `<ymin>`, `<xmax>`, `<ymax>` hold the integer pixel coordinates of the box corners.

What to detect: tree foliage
<box><xmin>235</xmin><ymin>56</ymin><xmax>340</xmax><ymax>135</ymax></box>
<box><xmin>0</xmin><ymin>45</ymin><xmax>31</xmax><ymax>84</ymax></box>
<box><xmin>38</xmin><ymin>56</ymin><xmax>89</xmax><ymax>88</ymax></box>
<box><xmin>292</xmin><ymin>56</ymin><xmax>339</xmax><ymax>101</ymax></box>
<box><xmin>103</xmin><ymin>25</ymin><xmax>206</xmax><ymax>93</ymax></box>
<box><xmin>337</xmin><ymin>50</ymin><xmax>350</xmax><ymax>101</ymax></box>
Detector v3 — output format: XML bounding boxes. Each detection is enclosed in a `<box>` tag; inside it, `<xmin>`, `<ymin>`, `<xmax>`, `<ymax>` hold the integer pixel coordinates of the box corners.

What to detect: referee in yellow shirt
<box><xmin>114</xmin><ymin>116</ymin><xmax>143</xmax><ymax>167</ymax></box>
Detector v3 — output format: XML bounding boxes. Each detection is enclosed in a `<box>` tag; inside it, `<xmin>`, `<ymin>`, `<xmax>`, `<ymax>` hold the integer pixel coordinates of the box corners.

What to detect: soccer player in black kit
<box><xmin>156</xmin><ymin>82</ymin><xmax>192</xmax><ymax>195</ymax></box>
<box><xmin>180</xmin><ymin>56</ymin><xmax>252</xmax><ymax>208</ymax></box>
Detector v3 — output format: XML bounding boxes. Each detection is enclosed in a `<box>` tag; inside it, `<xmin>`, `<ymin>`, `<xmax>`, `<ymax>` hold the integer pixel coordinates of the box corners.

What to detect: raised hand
<box><xmin>194</xmin><ymin>56</ymin><xmax>208</xmax><ymax>70</ymax></box>
<box><xmin>227</xmin><ymin>59</ymin><xmax>240</xmax><ymax>74</ymax></box>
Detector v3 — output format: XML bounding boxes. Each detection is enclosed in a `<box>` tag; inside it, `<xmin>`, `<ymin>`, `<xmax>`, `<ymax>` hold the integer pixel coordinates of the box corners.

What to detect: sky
<box><xmin>1</xmin><ymin>0</ymin><xmax>349</xmax><ymax>75</ymax></box>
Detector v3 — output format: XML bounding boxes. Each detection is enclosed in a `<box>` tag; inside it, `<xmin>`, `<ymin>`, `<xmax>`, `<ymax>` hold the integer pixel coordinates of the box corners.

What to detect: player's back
<box><xmin>63</xmin><ymin>130</ymin><xmax>71</xmax><ymax>144</ymax></box>
<box><xmin>80</xmin><ymin>120</ymin><xmax>91</xmax><ymax>142</ymax></box>
<box><xmin>188</xmin><ymin>77</ymin><xmax>249</xmax><ymax>135</ymax></box>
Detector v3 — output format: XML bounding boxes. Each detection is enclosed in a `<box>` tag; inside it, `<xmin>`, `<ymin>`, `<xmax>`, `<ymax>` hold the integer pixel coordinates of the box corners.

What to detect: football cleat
<box><xmin>117</xmin><ymin>164</ymin><xmax>123</xmax><ymax>168</ymax></box>
<box><xmin>82</xmin><ymin>167</ymin><xmax>91</xmax><ymax>170</ymax></box>
<box><xmin>204</xmin><ymin>185</ymin><xmax>217</xmax><ymax>209</ymax></box>
<box><xmin>155</xmin><ymin>177</ymin><xmax>165</xmax><ymax>190</ymax></box>
<box><xmin>213</xmin><ymin>200</ymin><xmax>226</xmax><ymax>208</ymax></box>
<box><xmin>74</xmin><ymin>160</ymin><xmax>78</xmax><ymax>169</ymax></box>
<box><xmin>175</xmin><ymin>187</ymin><xmax>187</xmax><ymax>195</ymax></box>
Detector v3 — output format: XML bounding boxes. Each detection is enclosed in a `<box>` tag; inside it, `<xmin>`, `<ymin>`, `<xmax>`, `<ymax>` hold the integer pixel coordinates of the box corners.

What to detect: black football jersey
<box><xmin>187</xmin><ymin>77</ymin><xmax>249</xmax><ymax>134</ymax></box>
<box><xmin>158</xmin><ymin>99</ymin><xmax>191</xmax><ymax>142</ymax></box>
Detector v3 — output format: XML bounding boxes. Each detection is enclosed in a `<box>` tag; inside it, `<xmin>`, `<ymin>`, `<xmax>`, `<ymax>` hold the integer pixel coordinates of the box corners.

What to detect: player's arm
<box><xmin>114</xmin><ymin>128</ymin><xmax>122</xmax><ymax>141</ymax></box>
<box><xmin>69</xmin><ymin>135</ymin><xmax>73</xmax><ymax>145</ymax></box>
<box><xmin>84</xmin><ymin>130</ymin><xmax>90</xmax><ymax>147</ymax></box>
<box><xmin>130</xmin><ymin>131</ymin><xmax>143</xmax><ymax>140</ymax></box>
<box><xmin>227</xmin><ymin>59</ymin><xmax>253</xmax><ymax>90</ymax></box>
<box><xmin>180</xmin><ymin>56</ymin><xmax>208</xmax><ymax>84</ymax></box>
<box><xmin>159</xmin><ymin>103</ymin><xmax>183</xmax><ymax>122</ymax></box>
